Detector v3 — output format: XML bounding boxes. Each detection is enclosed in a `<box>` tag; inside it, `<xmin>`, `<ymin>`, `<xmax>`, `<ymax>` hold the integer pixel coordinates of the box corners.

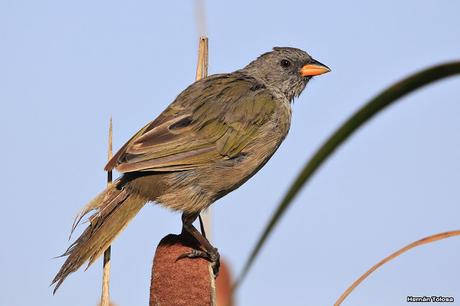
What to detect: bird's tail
<box><xmin>52</xmin><ymin>183</ymin><xmax>147</xmax><ymax>293</ymax></box>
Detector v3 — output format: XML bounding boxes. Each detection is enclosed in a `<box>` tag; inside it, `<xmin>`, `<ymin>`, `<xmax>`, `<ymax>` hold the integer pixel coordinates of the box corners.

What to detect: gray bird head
<box><xmin>241</xmin><ymin>47</ymin><xmax>330</xmax><ymax>102</ymax></box>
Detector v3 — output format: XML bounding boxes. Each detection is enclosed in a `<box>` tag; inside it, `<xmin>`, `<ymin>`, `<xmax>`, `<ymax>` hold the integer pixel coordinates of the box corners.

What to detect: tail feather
<box><xmin>52</xmin><ymin>185</ymin><xmax>146</xmax><ymax>293</ymax></box>
<box><xmin>70</xmin><ymin>186</ymin><xmax>115</xmax><ymax>237</ymax></box>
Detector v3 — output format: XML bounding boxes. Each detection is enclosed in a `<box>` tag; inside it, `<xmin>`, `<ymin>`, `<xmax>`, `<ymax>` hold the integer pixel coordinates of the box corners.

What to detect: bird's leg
<box><xmin>198</xmin><ymin>213</ymin><xmax>207</xmax><ymax>239</ymax></box>
<box><xmin>177</xmin><ymin>212</ymin><xmax>220</xmax><ymax>276</ymax></box>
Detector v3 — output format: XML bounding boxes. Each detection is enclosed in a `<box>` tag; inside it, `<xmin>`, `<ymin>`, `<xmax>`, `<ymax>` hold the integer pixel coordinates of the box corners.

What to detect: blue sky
<box><xmin>1</xmin><ymin>1</ymin><xmax>460</xmax><ymax>305</ymax></box>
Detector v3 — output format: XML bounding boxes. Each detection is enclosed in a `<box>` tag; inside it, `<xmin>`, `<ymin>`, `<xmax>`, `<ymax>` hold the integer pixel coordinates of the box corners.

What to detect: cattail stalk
<box><xmin>100</xmin><ymin>117</ymin><xmax>113</xmax><ymax>306</ymax></box>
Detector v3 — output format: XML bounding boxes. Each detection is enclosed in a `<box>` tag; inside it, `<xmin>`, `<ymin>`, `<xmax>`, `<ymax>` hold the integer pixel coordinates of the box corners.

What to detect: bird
<box><xmin>52</xmin><ymin>46</ymin><xmax>330</xmax><ymax>293</ymax></box>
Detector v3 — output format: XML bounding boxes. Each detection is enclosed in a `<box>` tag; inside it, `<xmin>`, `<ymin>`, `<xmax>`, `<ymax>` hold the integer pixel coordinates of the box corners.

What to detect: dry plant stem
<box><xmin>195</xmin><ymin>0</ymin><xmax>207</xmax><ymax>38</ymax></box>
<box><xmin>195</xmin><ymin>36</ymin><xmax>215</xmax><ymax>291</ymax></box>
<box><xmin>197</xmin><ymin>36</ymin><xmax>218</xmax><ymax>304</ymax></box>
<box><xmin>196</xmin><ymin>36</ymin><xmax>208</xmax><ymax>80</ymax></box>
<box><xmin>334</xmin><ymin>230</ymin><xmax>460</xmax><ymax>306</ymax></box>
<box><xmin>100</xmin><ymin>117</ymin><xmax>113</xmax><ymax>306</ymax></box>
<box><xmin>195</xmin><ymin>37</ymin><xmax>212</xmax><ymax>241</ymax></box>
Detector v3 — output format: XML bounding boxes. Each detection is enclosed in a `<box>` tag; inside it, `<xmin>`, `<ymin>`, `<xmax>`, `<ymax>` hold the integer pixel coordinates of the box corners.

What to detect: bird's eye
<box><xmin>280</xmin><ymin>59</ymin><xmax>291</xmax><ymax>68</ymax></box>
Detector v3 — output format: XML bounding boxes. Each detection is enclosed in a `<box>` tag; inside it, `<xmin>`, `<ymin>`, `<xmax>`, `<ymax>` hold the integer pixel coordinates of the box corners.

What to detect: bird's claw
<box><xmin>177</xmin><ymin>247</ymin><xmax>220</xmax><ymax>277</ymax></box>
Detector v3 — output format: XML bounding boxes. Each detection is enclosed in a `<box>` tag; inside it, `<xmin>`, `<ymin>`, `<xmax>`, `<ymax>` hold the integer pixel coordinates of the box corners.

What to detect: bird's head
<box><xmin>242</xmin><ymin>47</ymin><xmax>330</xmax><ymax>102</ymax></box>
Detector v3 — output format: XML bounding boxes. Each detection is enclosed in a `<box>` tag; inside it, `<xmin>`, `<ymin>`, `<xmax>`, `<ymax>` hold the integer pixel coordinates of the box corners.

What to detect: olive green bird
<box><xmin>52</xmin><ymin>47</ymin><xmax>330</xmax><ymax>292</ymax></box>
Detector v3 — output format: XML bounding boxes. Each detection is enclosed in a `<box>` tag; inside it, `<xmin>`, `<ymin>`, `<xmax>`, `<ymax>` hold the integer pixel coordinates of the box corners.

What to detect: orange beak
<box><xmin>299</xmin><ymin>60</ymin><xmax>331</xmax><ymax>77</ymax></box>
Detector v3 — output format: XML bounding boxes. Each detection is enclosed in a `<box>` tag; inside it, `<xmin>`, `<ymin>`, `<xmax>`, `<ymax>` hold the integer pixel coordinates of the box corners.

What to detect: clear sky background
<box><xmin>1</xmin><ymin>1</ymin><xmax>460</xmax><ymax>305</ymax></box>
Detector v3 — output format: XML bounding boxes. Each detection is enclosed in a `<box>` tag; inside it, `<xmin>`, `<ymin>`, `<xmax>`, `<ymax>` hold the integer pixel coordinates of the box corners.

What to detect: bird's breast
<box><xmin>207</xmin><ymin>100</ymin><xmax>292</xmax><ymax>197</ymax></box>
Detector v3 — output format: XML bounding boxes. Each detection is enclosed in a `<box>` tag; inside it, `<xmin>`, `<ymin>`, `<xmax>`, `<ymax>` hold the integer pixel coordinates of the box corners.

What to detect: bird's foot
<box><xmin>177</xmin><ymin>247</ymin><xmax>220</xmax><ymax>276</ymax></box>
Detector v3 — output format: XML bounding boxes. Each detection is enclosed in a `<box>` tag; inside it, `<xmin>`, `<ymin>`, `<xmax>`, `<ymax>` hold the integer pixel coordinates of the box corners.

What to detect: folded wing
<box><xmin>105</xmin><ymin>74</ymin><xmax>276</xmax><ymax>173</ymax></box>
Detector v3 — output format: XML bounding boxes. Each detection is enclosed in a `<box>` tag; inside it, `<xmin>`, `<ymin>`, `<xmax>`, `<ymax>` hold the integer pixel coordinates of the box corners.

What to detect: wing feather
<box><xmin>105</xmin><ymin>74</ymin><xmax>275</xmax><ymax>173</ymax></box>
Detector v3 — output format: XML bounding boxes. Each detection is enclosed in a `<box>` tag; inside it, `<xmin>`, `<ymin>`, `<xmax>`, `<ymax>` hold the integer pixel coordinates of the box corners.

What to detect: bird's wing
<box><xmin>105</xmin><ymin>74</ymin><xmax>276</xmax><ymax>173</ymax></box>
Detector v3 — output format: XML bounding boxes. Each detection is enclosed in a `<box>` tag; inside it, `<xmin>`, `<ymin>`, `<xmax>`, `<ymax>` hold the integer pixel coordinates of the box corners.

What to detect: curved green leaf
<box><xmin>235</xmin><ymin>61</ymin><xmax>460</xmax><ymax>289</ymax></box>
